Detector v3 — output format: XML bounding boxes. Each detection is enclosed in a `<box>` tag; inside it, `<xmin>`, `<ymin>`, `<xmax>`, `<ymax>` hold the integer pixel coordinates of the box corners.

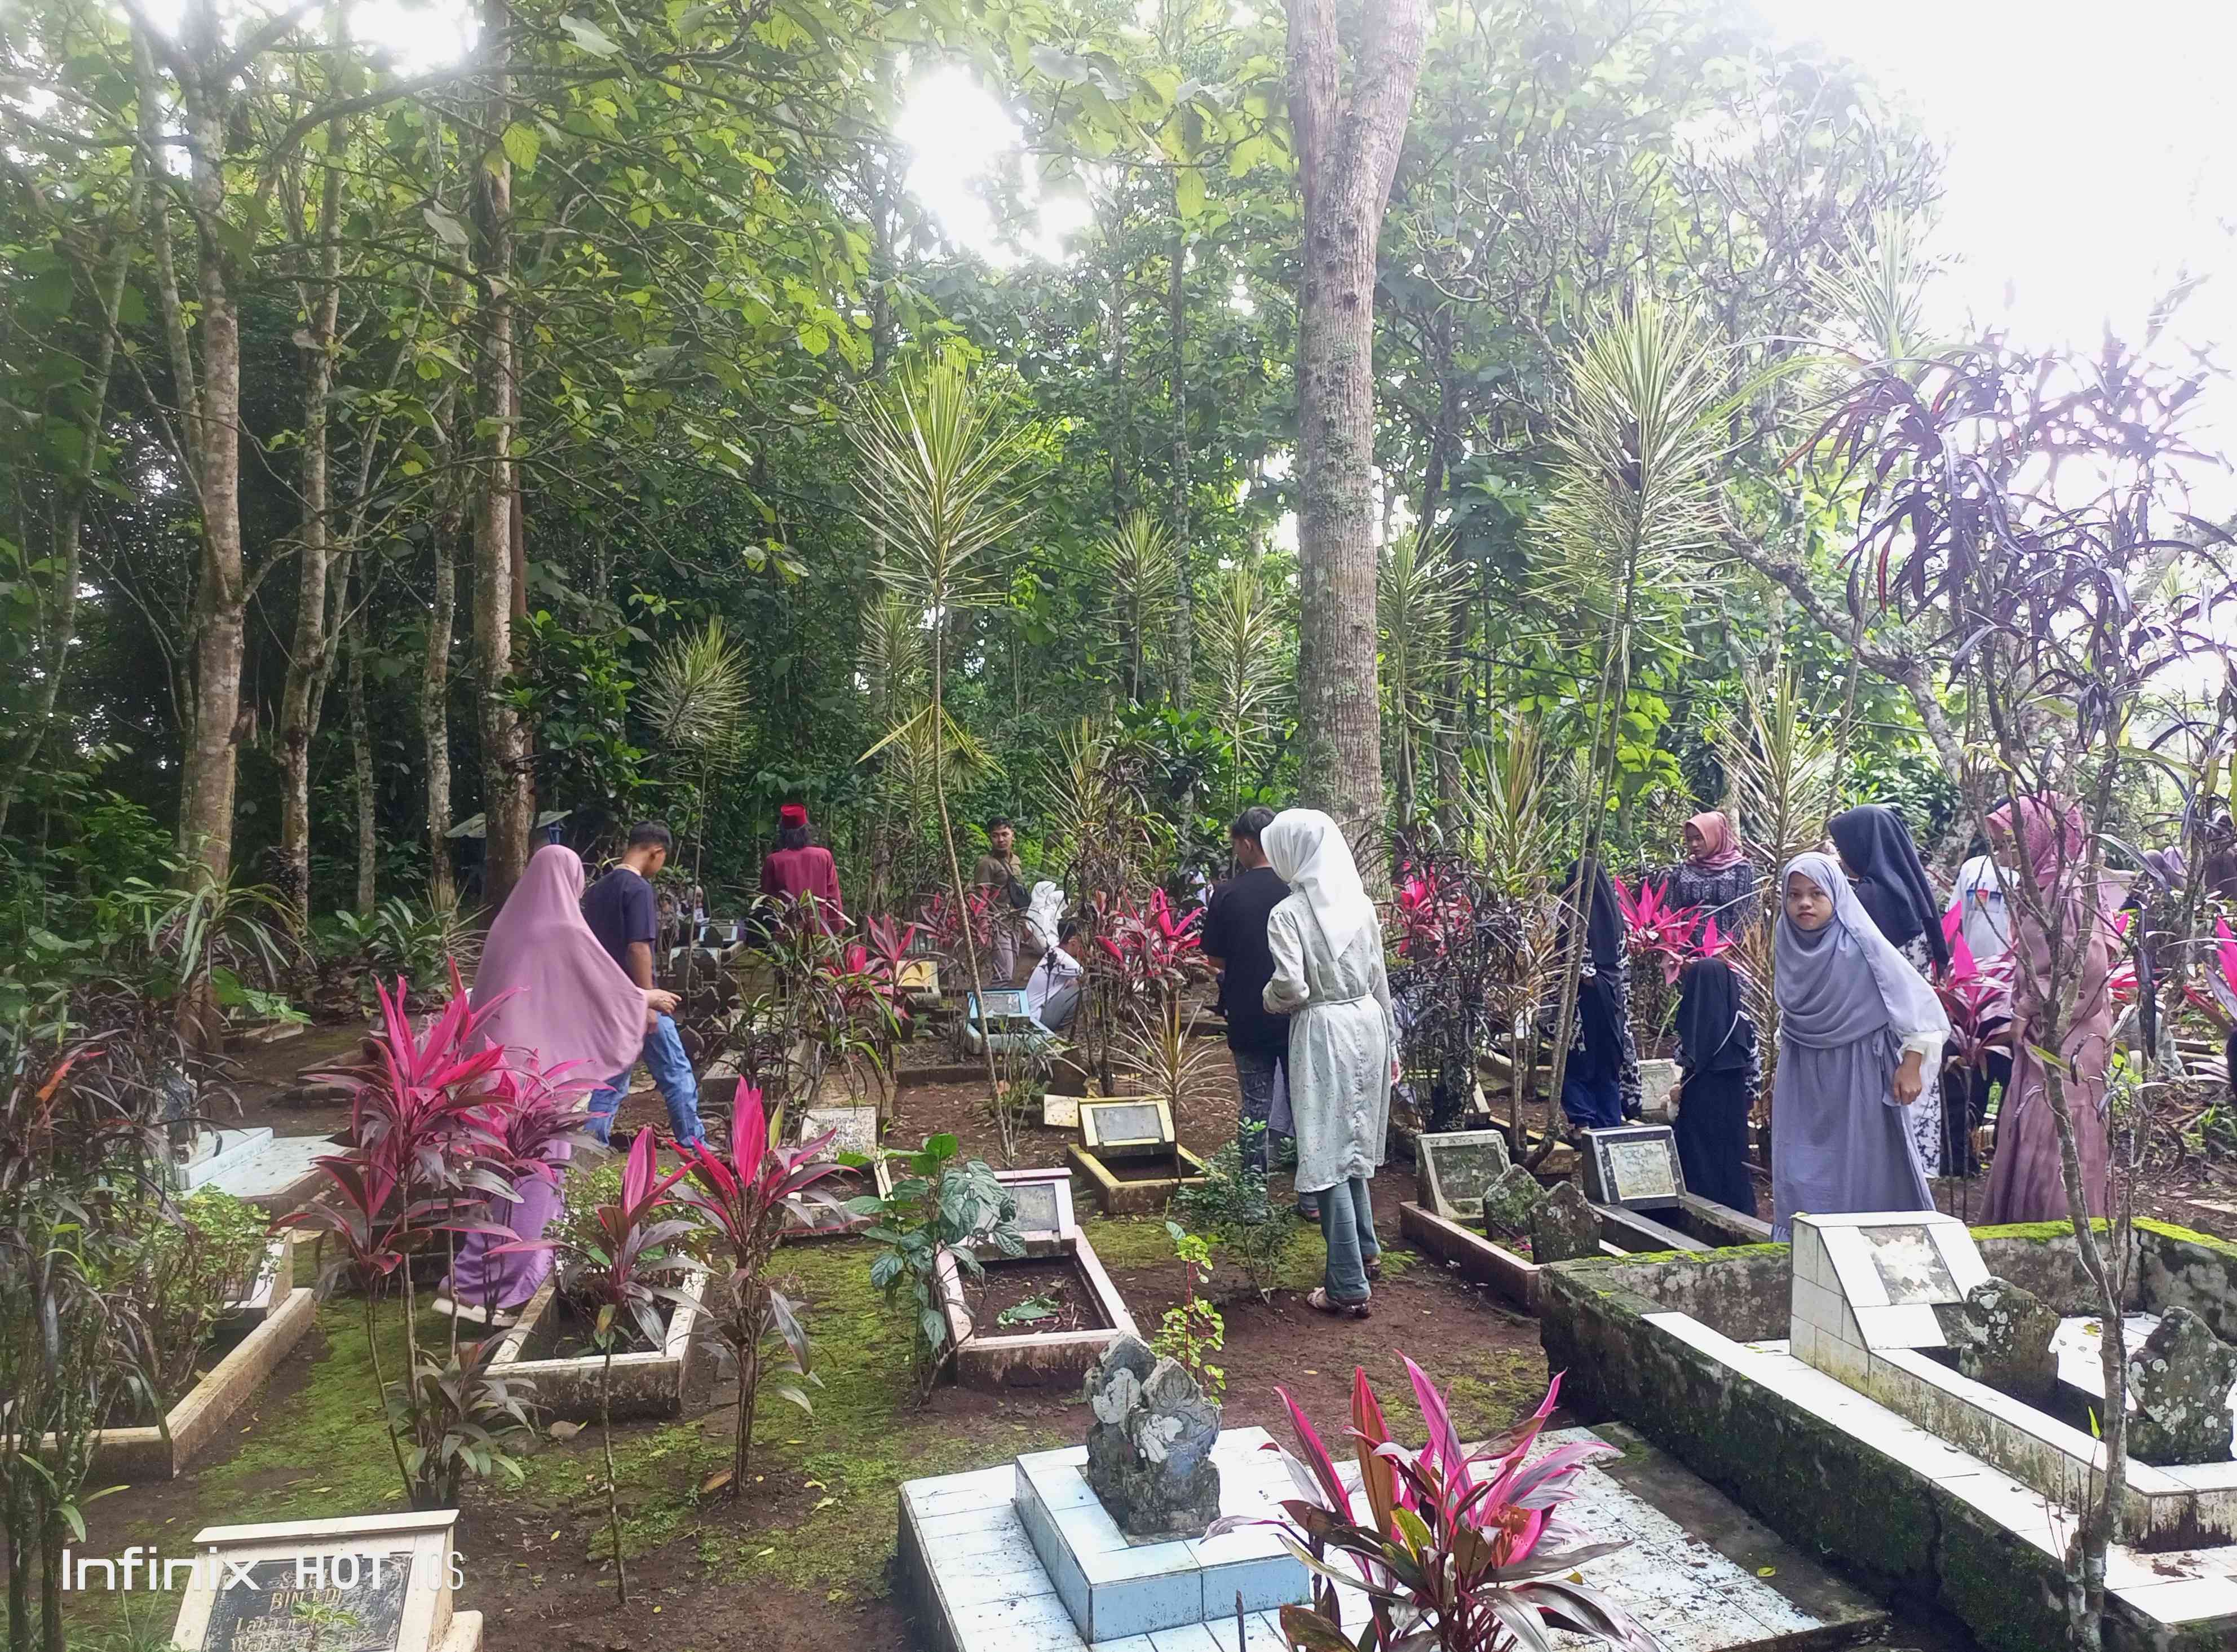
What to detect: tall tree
<box><xmin>1285</xmin><ymin>0</ymin><xmax>1426</xmax><ymax>852</ymax></box>
<box><xmin>470</xmin><ymin>0</ymin><xmax>533</xmax><ymax>903</ymax></box>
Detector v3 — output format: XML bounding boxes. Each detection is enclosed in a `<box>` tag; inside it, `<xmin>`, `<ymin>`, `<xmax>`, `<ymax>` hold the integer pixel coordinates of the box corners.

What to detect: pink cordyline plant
<box><xmin>1213</xmin><ymin>1360</ymin><xmax>1655</xmax><ymax>1652</ymax></box>
<box><xmin>1612</xmin><ymin>877</ymin><xmax>1703</xmax><ymax>987</ymax></box>
<box><xmin>672</xmin><ymin>1089</ymin><xmax>847</xmax><ymax>1500</ymax></box>
<box><xmin>1093</xmin><ymin>888</ymin><xmax>1203</xmax><ymax>999</ymax></box>
<box><xmin>1934</xmin><ymin>917</ymin><xmax>2014</xmax><ymax>1089</ymax></box>
<box><xmin>1396</xmin><ymin>864</ymin><xmax>1474</xmax><ymax>962</ymax></box>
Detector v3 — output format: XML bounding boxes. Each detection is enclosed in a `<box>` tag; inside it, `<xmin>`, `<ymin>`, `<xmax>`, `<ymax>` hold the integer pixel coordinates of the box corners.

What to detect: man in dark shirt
<box><xmin>1201</xmin><ymin>806</ymin><xmax>1294</xmax><ymax>1181</ymax></box>
<box><xmin>581</xmin><ymin>821</ymin><xmax>705</xmax><ymax>1148</ymax></box>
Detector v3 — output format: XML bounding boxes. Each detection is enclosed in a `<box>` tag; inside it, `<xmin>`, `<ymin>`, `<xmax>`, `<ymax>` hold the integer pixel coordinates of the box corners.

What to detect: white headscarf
<box><xmin>1262</xmin><ymin>809</ymin><xmax>1376</xmax><ymax>961</ymax></box>
<box><xmin>1776</xmin><ymin>851</ymin><xmax>1949</xmax><ymax>1044</ymax></box>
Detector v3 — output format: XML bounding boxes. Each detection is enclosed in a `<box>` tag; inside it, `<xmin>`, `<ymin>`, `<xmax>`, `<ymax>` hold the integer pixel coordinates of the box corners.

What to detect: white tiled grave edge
<box><xmin>1787</xmin><ymin>1212</ymin><xmax>2237</xmax><ymax>1543</ymax></box>
<box><xmin>901</xmin><ymin>1424</ymin><xmax>1886</xmax><ymax>1652</ymax></box>
<box><xmin>1641</xmin><ymin>1308</ymin><xmax>2237</xmax><ymax>1635</ymax></box>
<box><xmin>1013</xmin><ymin>1429</ymin><xmax>1305</xmax><ymax>1643</ymax></box>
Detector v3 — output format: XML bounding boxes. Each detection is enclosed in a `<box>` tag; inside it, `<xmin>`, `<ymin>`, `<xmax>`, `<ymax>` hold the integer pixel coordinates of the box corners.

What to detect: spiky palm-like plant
<box><xmin>1197</xmin><ymin>559</ymin><xmax>1290</xmax><ymax>810</ymax></box>
<box><xmin>849</xmin><ymin>362</ymin><xmax>1040</xmax><ymax>1114</ymax></box>
<box><xmin>1536</xmin><ymin>297</ymin><xmax>1725</xmax><ymax>1125</ymax></box>
<box><xmin>1378</xmin><ymin>531</ymin><xmax>1470</xmax><ymax>826</ymax></box>
<box><xmin>1097</xmin><ymin>511</ymin><xmax>1182</xmax><ymax>704</ymax></box>
<box><xmin>641</xmin><ymin>617</ymin><xmax>750</xmax><ymax>995</ymax></box>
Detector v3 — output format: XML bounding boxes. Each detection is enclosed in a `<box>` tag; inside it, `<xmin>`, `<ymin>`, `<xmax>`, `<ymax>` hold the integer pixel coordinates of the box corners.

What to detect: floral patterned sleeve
<box><xmin>1612</xmin><ymin>955</ymin><xmax>1643</xmax><ymax>1113</ymax></box>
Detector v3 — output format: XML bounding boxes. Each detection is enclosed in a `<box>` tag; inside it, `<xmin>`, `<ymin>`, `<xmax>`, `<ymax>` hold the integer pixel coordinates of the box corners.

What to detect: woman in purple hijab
<box><xmin>1770</xmin><ymin>852</ymin><xmax>1949</xmax><ymax>1239</ymax></box>
<box><xmin>436</xmin><ymin>844</ymin><xmax>666</xmax><ymax>1325</ymax></box>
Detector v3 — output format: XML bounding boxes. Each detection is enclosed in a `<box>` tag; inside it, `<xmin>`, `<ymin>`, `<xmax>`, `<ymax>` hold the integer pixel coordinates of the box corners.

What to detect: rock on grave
<box><xmin>1934</xmin><ymin>1278</ymin><xmax>2061</xmax><ymax>1406</ymax></box>
<box><xmin>1529</xmin><ymin>1180</ymin><xmax>1601</xmax><ymax>1265</ymax></box>
<box><xmin>1083</xmin><ymin>1334</ymin><xmax>1223</xmax><ymax>1540</ymax></box>
<box><xmin>2129</xmin><ymin>1308</ymin><xmax>2237</xmax><ymax>1466</ymax></box>
<box><xmin>1479</xmin><ymin>1164</ymin><xmax>1548</xmax><ymax>1241</ymax></box>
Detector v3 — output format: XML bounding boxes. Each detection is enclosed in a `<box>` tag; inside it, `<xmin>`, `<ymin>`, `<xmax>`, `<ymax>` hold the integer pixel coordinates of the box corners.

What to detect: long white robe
<box><xmin>1264</xmin><ymin>895</ymin><xmax>1396</xmax><ymax>1194</ymax></box>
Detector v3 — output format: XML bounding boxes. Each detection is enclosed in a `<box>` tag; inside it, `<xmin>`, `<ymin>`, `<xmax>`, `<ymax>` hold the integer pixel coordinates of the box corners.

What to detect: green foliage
<box><xmin>856</xmin><ymin>1132</ymin><xmax>1024</xmax><ymax>1397</ymax></box>
<box><xmin>505</xmin><ymin>612</ymin><xmax>648</xmax><ymax>826</ymax></box>
<box><xmin>1150</xmin><ymin>1221</ymin><xmax>1224</xmax><ymax>1401</ymax></box>
<box><xmin>1172</xmin><ymin>1127</ymin><xmax>1301</xmax><ymax>1299</ymax></box>
<box><xmin>323</xmin><ymin>898</ymin><xmax>481</xmax><ymax>1001</ymax></box>
<box><xmin>99</xmin><ymin>1189</ymin><xmax>271</xmax><ymax>1413</ymax></box>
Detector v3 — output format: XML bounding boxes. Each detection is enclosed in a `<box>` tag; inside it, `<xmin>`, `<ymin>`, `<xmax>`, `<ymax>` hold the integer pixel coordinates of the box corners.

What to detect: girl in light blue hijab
<box><xmin>1770</xmin><ymin>852</ymin><xmax>1949</xmax><ymax>1239</ymax></box>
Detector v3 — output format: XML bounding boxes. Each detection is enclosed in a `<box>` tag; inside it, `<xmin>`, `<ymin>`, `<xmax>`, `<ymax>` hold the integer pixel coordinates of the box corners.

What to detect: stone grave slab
<box><xmin>896</xmin><ymin>958</ymin><xmax>938</xmax><ymax>994</ymax></box>
<box><xmin>172</xmin><ymin>1511</ymin><xmax>478</xmax><ymax>1652</ymax></box>
<box><xmin>1041</xmin><ymin>1092</ymin><xmax>1081</xmax><ymax>1129</ymax></box>
<box><xmin>1078</xmin><ymin>1098</ymin><xmax>1174</xmax><ymax>1162</ymax></box>
<box><xmin>1580</xmin><ymin>1124</ymin><xmax>1685</xmax><ymax>1211</ymax></box>
<box><xmin>799</xmin><ymin>1104</ymin><xmax>878</xmax><ymax>1164</ymax></box>
<box><xmin>969</xmin><ymin>988</ymin><xmax>1033</xmax><ymax>1027</ymax></box>
<box><xmin>1413</xmin><ymin>1128</ymin><xmax>1510</xmax><ymax>1222</ymax></box>
<box><xmin>1638</xmin><ymin>1057</ymin><xmax>1681</xmax><ymax>1120</ymax></box>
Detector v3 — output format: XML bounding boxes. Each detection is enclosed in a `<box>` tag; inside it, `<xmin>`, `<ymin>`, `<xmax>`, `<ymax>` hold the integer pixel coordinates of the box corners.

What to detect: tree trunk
<box><xmin>171</xmin><ymin>6</ymin><xmax>249</xmax><ymax>890</ymax></box>
<box><xmin>346</xmin><ymin>588</ymin><xmax>376</xmax><ymax>913</ymax></box>
<box><xmin>278</xmin><ymin>131</ymin><xmax>347</xmax><ymax>926</ymax></box>
<box><xmin>425</xmin><ymin>509</ymin><xmax>459</xmax><ymax>906</ymax></box>
<box><xmin>1166</xmin><ymin>201</ymin><xmax>1193</xmax><ymax>700</ymax></box>
<box><xmin>471</xmin><ymin>0</ymin><xmax>533</xmax><ymax>905</ymax></box>
<box><xmin>1286</xmin><ymin>0</ymin><xmax>1427</xmax><ymax>863</ymax></box>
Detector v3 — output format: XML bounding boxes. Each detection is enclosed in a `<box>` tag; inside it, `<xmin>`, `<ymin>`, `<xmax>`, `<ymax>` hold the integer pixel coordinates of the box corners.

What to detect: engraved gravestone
<box><xmin>970</xmin><ymin>988</ymin><xmax>1031</xmax><ymax>1024</ymax></box>
<box><xmin>204</xmin><ymin>1559</ymin><xmax>409</xmax><ymax>1652</ymax></box>
<box><xmin>1080</xmin><ymin>1099</ymin><xmax>1173</xmax><ymax>1161</ymax></box>
<box><xmin>173</xmin><ymin>1512</ymin><xmax>477</xmax><ymax>1652</ymax></box>
<box><xmin>1414</xmin><ymin>1130</ymin><xmax>1513</xmax><ymax>1222</ymax></box>
<box><xmin>1580</xmin><ymin>1124</ymin><xmax>1684</xmax><ymax>1211</ymax></box>
<box><xmin>1009</xmin><ymin>1179</ymin><xmax>1062</xmax><ymax>1235</ymax></box>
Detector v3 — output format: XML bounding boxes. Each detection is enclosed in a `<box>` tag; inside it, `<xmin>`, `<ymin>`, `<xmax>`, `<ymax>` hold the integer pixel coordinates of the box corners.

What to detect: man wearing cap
<box><xmin>759</xmin><ymin>803</ymin><xmax>846</xmax><ymax>933</ymax></box>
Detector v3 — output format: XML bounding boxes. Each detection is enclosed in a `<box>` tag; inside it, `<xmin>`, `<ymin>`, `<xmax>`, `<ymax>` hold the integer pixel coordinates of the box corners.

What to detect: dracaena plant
<box><xmin>1612</xmin><ymin>877</ymin><xmax>1703</xmax><ymax>988</ymax></box>
<box><xmin>1092</xmin><ymin>888</ymin><xmax>1203</xmax><ymax>1001</ymax></box>
<box><xmin>273</xmin><ymin>967</ymin><xmax>543</xmax><ymax>1509</ymax></box>
<box><xmin>1218</xmin><ymin>1361</ymin><xmax>1655</xmax><ymax>1652</ymax></box>
<box><xmin>507</xmin><ymin>1127</ymin><xmax>696</xmax><ymax>1606</ymax></box>
<box><xmin>673</xmin><ymin>1088</ymin><xmax>844</xmax><ymax>1498</ymax></box>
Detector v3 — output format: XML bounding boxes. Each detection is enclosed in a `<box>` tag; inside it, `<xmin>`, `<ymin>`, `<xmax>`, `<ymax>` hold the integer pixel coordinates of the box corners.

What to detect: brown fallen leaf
<box><xmin>700</xmin><ymin>1468</ymin><xmax>735</xmax><ymax>1495</ymax></box>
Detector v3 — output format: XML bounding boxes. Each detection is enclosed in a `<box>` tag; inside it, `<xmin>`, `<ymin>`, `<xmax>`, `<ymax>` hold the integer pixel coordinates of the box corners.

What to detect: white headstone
<box><xmin>171</xmin><ymin>1512</ymin><xmax>478</xmax><ymax>1652</ymax></box>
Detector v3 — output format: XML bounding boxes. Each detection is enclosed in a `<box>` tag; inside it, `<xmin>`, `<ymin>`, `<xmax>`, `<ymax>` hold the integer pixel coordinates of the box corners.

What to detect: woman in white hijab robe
<box><xmin>1261</xmin><ymin>810</ymin><xmax>1398</xmax><ymax>1318</ymax></box>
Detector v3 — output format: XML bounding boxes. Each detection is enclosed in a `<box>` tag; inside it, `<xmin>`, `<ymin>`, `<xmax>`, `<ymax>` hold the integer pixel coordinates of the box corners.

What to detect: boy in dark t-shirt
<box><xmin>580</xmin><ymin>821</ymin><xmax>705</xmax><ymax>1148</ymax></box>
<box><xmin>1201</xmin><ymin>807</ymin><xmax>1294</xmax><ymax>1181</ymax></box>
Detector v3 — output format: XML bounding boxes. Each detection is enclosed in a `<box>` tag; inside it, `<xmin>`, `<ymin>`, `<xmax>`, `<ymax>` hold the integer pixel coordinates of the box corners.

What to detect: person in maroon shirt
<box><xmin>759</xmin><ymin>803</ymin><xmax>845</xmax><ymax>933</ymax></box>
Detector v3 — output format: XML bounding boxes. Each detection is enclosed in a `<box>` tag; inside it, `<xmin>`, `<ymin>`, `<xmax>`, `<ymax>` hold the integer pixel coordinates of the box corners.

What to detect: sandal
<box><xmin>1307</xmin><ymin>1287</ymin><xmax>1372</xmax><ymax>1320</ymax></box>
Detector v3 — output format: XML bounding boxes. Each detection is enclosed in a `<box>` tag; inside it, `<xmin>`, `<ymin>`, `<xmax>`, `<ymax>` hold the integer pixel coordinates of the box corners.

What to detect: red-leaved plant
<box><xmin>1612</xmin><ymin>877</ymin><xmax>1704</xmax><ymax>987</ymax></box>
<box><xmin>1396</xmin><ymin>864</ymin><xmax>1475</xmax><ymax>962</ymax></box>
<box><xmin>275</xmin><ymin>966</ymin><xmax>542</xmax><ymax>1508</ymax></box>
<box><xmin>505</xmin><ymin>1128</ymin><xmax>695</xmax><ymax>1606</ymax></box>
<box><xmin>1093</xmin><ymin>888</ymin><xmax>1203</xmax><ymax>1000</ymax></box>
<box><xmin>1214</xmin><ymin>1361</ymin><xmax>1655</xmax><ymax>1652</ymax></box>
<box><xmin>673</xmin><ymin>1089</ymin><xmax>846</xmax><ymax>1499</ymax></box>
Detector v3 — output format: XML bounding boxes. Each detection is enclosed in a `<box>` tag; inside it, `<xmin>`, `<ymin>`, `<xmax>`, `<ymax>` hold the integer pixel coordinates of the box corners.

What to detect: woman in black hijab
<box><xmin>1673</xmin><ymin>956</ymin><xmax>1758</xmax><ymax>1214</ymax></box>
<box><xmin>1829</xmin><ymin>803</ymin><xmax>1949</xmax><ymax>1176</ymax></box>
<box><xmin>1828</xmin><ymin>806</ymin><xmax>1950</xmax><ymax>971</ymax></box>
<box><xmin>1554</xmin><ymin>859</ymin><xmax>1641</xmax><ymax>1129</ymax></box>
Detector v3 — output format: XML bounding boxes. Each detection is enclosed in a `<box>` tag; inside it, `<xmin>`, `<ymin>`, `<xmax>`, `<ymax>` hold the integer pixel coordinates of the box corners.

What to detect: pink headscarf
<box><xmin>472</xmin><ymin>844</ymin><xmax>646</xmax><ymax>1086</ymax></box>
<box><xmin>1686</xmin><ymin>810</ymin><xmax>1746</xmax><ymax>871</ymax></box>
<box><xmin>1990</xmin><ymin>794</ymin><xmax>2090</xmax><ymax>898</ymax></box>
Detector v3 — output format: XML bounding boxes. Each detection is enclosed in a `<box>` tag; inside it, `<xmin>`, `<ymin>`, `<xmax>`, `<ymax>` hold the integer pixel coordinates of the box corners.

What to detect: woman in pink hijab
<box><xmin>1979</xmin><ymin>794</ymin><xmax>2118</xmax><ymax>1225</ymax></box>
<box><xmin>1670</xmin><ymin>809</ymin><xmax>1760</xmax><ymax>937</ymax></box>
<box><xmin>436</xmin><ymin>844</ymin><xmax>671</xmax><ymax>1325</ymax></box>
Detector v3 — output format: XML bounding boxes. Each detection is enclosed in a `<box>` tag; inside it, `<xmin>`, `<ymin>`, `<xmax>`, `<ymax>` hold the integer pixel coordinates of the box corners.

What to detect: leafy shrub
<box><xmin>1150</xmin><ymin>1221</ymin><xmax>1224</xmax><ymax>1401</ymax></box>
<box><xmin>859</xmin><ymin>1133</ymin><xmax>1022</xmax><ymax>1398</ymax></box>
<box><xmin>1172</xmin><ymin>1127</ymin><xmax>1299</xmax><ymax>1299</ymax></box>
<box><xmin>325</xmin><ymin>898</ymin><xmax>481</xmax><ymax>1002</ymax></box>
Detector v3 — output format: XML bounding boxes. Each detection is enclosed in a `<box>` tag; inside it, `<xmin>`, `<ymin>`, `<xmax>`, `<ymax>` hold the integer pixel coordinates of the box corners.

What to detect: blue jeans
<box><xmin>1231</xmin><ymin>1046</ymin><xmax>1288</xmax><ymax>1176</ymax></box>
<box><xmin>1318</xmin><ymin>1176</ymin><xmax>1379</xmax><ymax>1303</ymax></box>
<box><xmin>585</xmin><ymin>1014</ymin><xmax>705</xmax><ymax>1148</ymax></box>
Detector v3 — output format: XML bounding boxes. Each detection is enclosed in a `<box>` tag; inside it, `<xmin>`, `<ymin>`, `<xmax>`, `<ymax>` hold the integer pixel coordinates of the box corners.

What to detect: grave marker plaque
<box><xmin>1414</xmin><ymin>1130</ymin><xmax>1513</xmax><ymax>1222</ymax></box>
<box><xmin>800</xmin><ymin>1105</ymin><xmax>877</xmax><ymax>1164</ymax></box>
<box><xmin>1078</xmin><ymin>1098</ymin><xmax>1174</xmax><ymax>1161</ymax></box>
<box><xmin>988</xmin><ymin>1168</ymin><xmax>1075</xmax><ymax>1242</ymax></box>
<box><xmin>969</xmin><ymin>988</ymin><xmax>1031</xmax><ymax>1027</ymax></box>
<box><xmin>173</xmin><ymin>1512</ymin><xmax>476</xmax><ymax>1652</ymax></box>
<box><xmin>1580</xmin><ymin>1125</ymin><xmax>1684</xmax><ymax>1211</ymax></box>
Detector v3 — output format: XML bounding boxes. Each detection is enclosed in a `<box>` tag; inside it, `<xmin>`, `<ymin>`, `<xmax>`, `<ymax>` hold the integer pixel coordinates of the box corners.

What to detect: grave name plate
<box><xmin>173</xmin><ymin>1512</ymin><xmax>475</xmax><ymax>1652</ymax></box>
<box><xmin>1580</xmin><ymin>1124</ymin><xmax>1684</xmax><ymax>1211</ymax></box>
<box><xmin>204</xmin><ymin>1558</ymin><xmax>408</xmax><ymax>1652</ymax></box>
<box><xmin>969</xmin><ymin>988</ymin><xmax>1031</xmax><ymax>1024</ymax></box>
<box><xmin>1414</xmin><ymin>1130</ymin><xmax>1512</xmax><ymax>1222</ymax></box>
<box><xmin>800</xmin><ymin>1105</ymin><xmax>877</xmax><ymax>1164</ymax></box>
<box><xmin>1080</xmin><ymin>1098</ymin><xmax>1174</xmax><ymax>1161</ymax></box>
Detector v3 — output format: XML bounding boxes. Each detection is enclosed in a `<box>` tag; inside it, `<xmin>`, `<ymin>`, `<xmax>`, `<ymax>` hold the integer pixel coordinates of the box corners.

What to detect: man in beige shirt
<box><xmin>972</xmin><ymin>816</ymin><xmax>1025</xmax><ymax>984</ymax></box>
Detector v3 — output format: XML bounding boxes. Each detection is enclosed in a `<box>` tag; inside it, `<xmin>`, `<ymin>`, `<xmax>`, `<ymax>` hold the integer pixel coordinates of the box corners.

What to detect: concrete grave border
<box><xmin>489</xmin><ymin>1265</ymin><xmax>713</xmax><ymax>1421</ymax></box>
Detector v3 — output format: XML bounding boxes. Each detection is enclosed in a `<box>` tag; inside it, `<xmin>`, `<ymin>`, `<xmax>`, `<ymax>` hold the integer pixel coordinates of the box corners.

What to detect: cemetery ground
<box><xmin>66</xmin><ymin>1032</ymin><xmax>1547</xmax><ymax>1652</ymax></box>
